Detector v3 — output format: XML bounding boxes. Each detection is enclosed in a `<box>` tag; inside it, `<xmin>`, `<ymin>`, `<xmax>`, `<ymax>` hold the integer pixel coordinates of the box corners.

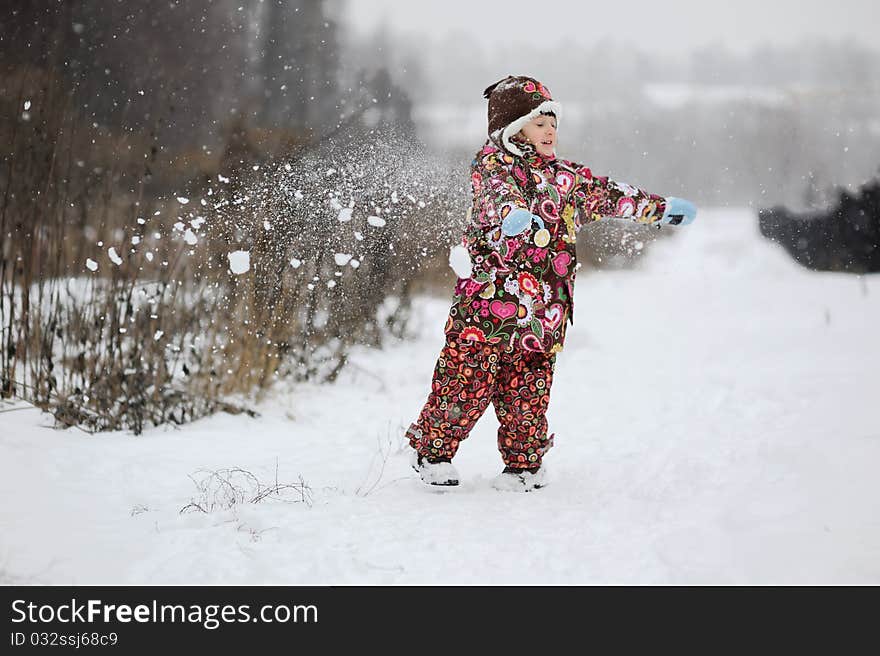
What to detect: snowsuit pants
<box><xmin>407</xmin><ymin>337</ymin><xmax>556</xmax><ymax>469</ymax></box>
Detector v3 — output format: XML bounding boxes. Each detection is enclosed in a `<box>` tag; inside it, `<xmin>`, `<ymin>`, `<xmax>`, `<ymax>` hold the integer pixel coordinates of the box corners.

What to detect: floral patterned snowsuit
<box><xmin>408</xmin><ymin>134</ymin><xmax>667</xmax><ymax>468</ymax></box>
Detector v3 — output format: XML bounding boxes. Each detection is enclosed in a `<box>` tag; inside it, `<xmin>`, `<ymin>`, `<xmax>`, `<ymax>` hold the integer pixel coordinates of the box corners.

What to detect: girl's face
<box><xmin>518</xmin><ymin>114</ymin><xmax>557</xmax><ymax>158</ymax></box>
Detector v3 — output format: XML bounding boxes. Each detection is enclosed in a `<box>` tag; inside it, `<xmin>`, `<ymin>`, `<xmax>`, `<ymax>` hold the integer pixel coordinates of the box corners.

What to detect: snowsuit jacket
<box><xmin>444</xmin><ymin>134</ymin><xmax>668</xmax><ymax>354</ymax></box>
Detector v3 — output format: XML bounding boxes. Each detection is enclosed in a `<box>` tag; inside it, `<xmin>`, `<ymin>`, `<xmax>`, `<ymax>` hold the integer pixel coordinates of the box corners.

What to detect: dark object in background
<box><xmin>759</xmin><ymin>176</ymin><xmax>880</xmax><ymax>273</ymax></box>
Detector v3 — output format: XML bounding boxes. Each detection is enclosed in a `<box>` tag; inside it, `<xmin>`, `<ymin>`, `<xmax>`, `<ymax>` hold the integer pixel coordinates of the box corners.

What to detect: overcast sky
<box><xmin>341</xmin><ymin>0</ymin><xmax>880</xmax><ymax>54</ymax></box>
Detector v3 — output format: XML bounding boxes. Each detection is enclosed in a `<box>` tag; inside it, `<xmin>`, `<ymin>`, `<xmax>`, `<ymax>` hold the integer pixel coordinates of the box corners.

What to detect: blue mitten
<box><xmin>501</xmin><ymin>208</ymin><xmax>545</xmax><ymax>236</ymax></box>
<box><xmin>660</xmin><ymin>197</ymin><xmax>697</xmax><ymax>225</ymax></box>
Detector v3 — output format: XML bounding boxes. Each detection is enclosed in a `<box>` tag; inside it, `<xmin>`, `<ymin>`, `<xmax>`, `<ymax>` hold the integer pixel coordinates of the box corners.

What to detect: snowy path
<box><xmin>2</xmin><ymin>208</ymin><xmax>879</xmax><ymax>584</ymax></box>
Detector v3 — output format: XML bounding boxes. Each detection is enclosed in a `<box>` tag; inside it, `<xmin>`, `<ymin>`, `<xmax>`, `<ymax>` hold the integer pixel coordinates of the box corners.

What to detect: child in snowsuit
<box><xmin>406</xmin><ymin>75</ymin><xmax>697</xmax><ymax>491</ymax></box>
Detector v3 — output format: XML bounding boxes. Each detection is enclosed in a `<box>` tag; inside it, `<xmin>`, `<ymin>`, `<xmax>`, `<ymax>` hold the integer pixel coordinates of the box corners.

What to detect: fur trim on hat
<box><xmin>500</xmin><ymin>100</ymin><xmax>562</xmax><ymax>157</ymax></box>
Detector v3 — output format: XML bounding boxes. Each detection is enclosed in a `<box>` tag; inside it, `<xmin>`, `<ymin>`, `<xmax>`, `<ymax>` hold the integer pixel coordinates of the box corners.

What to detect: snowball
<box><xmin>338</xmin><ymin>207</ymin><xmax>353</xmax><ymax>223</ymax></box>
<box><xmin>183</xmin><ymin>229</ymin><xmax>198</xmax><ymax>245</ymax></box>
<box><xmin>85</xmin><ymin>258</ymin><xmax>98</xmax><ymax>271</ymax></box>
<box><xmin>449</xmin><ymin>244</ymin><xmax>472</xmax><ymax>279</ymax></box>
<box><xmin>227</xmin><ymin>250</ymin><xmax>250</xmax><ymax>275</ymax></box>
<box><xmin>367</xmin><ymin>215</ymin><xmax>386</xmax><ymax>227</ymax></box>
<box><xmin>108</xmin><ymin>247</ymin><xmax>123</xmax><ymax>266</ymax></box>
<box><xmin>290</xmin><ymin>257</ymin><xmax>302</xmax><ymax>268</ymax></box>
<box><xmin>334</xmin><ymin>253</ymin><xmax>352</xmax><ymax>266</ymax></box>
<box><xmin>176</xmin><ymin>196</ymin><xmax>189</xmax><ymax>205</ymax></box>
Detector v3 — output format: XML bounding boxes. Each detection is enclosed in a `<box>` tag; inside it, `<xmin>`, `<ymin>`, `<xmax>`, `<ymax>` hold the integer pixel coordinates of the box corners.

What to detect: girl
<box><xmin>406</xmin><ymin>75</ymin><xmax>696</xmax><ymax>491</ymax></box>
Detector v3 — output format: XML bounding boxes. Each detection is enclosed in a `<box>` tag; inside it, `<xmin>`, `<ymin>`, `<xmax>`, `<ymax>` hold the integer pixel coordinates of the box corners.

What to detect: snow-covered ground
<box><xmin>2</xmin><ymin>208</ymin><xmax>878</xmax><ymax>584</ymax></box>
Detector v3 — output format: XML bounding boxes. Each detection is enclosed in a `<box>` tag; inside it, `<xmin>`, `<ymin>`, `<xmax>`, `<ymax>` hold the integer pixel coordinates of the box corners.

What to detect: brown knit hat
<box><xmin>483</xmin><ymin>75</ymin><xmax>561</xmax><ymax>157</ymax></box>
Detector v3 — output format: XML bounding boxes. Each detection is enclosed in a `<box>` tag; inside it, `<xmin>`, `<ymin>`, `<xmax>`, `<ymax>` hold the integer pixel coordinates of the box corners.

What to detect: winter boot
<box><xmin>410</xmin><ymin>450</ymin><xmax>460</xmax><ymax>487</ymax></box>
<box><xmin>491</xmin><ymin>464</ymin><xmax>547</xmax><ymax>492</ymax></box>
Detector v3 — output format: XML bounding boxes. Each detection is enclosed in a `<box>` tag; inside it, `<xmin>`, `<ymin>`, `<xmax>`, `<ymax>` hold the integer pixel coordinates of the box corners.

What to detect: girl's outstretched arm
<box><xmin>567</xmin><ymin>162</ymin><xmax>697</xmax><ymax>229</ymax></box>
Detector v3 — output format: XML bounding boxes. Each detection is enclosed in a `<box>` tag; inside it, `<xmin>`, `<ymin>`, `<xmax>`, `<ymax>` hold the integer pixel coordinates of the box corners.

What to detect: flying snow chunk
<box><xmin>349</xmin><ymin>258</ymin><xmax>360</xmax><ymax>269</ymax></box>
<box><xmin>329</xmin><ymin>197</ymin><xmax>343</xmax><ymax>211</ymax></box>
<box><xmin>449</xmin><ymin>244</ymin><xmax>472</xmax><ymax>279</ymax></box>
<box><xmin>137</xmin><ymin>217</ymin><xmax>146</xmax><ymax>225</ymax></box>
<box><xmin>132</xmin><ymin>236</ymin><xmax>141</xmax><ymax>245</ymax></box>
<box><xmin>338</xmin><ymin>207</ymin><xmax>353</xmax><ymax>223</ymax></box>
<box><xmin>190</xmin><ymin>217</ymin><xmax>205</xmax><ymax>229</ymax></box>
<box><xmin>176</xmin><ymin>196</ymin><xmax>189</xmax><ymax>205</ymax></box>
<box><xmin>333</xmin><ymin>253</ymin><xmax>352</xmax><ymax>266</ymax></box>
<box><xmin>24</xmin><ymin>100</ymin><xmax>31</xmax><ymax>111</ymax></box>
<box><xmin>85</xmin><ymin>258</ymin><xmax>98</xmax><ymax>272</ymax></box>
<box><xmin>354</xmin><ymin>231</ymin><xmax>364</xmax><ymax>241</ymax></box>
<box><xmin>290</xmin><ymin>257</ymin><xmax>302</xmax><ymax>268</ymax></box>
<box><xmin>183</xmin><ymin>229</ymin><xmax>198</xmax><ymax>245</ymax></box>
<box><xmin>326</xmin><ymin>280</ymin><xmax>337</xmax><ymax>289</ymax></box>
<box><xmin>108</xmin><ymin>247</ymin><xmax>123</xmax><ymax>266</ymax></box>
<box><xmin>218</xmin><ymin>174</ymin><xmax>230</xmax><ymax>183</ymax></box>
<box><xmin>326</xmin><ymin>168</ymin><xmax>337</xmax><ymax>176</ymax></box>
<box><xmin>263</xmin><ymin>220</ymin><xmax>272</xmax><ymax>230</ymax></box>
<box><xmin>145</xmin><ymin>252</ymin><xmax>154</xmax><ymax>262</ymax></box>
<box><xmin>227</xmin><ymin>250</ymin><xmax>250</xmax><ymax>275</ymax></box>
<box><xmin>294</xmin><ymin>190</ymin><xmax>304</xmax><ymax>200</ymax></box>
<box><xmin>154</xmin><ymin>330</ymin><xmax>164</xmax><ymax>341</ymax></box>
<box><xmin>367</xmin><ymin>215</ymin><xmax>386</xmax><ymax>227</ymax></box>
